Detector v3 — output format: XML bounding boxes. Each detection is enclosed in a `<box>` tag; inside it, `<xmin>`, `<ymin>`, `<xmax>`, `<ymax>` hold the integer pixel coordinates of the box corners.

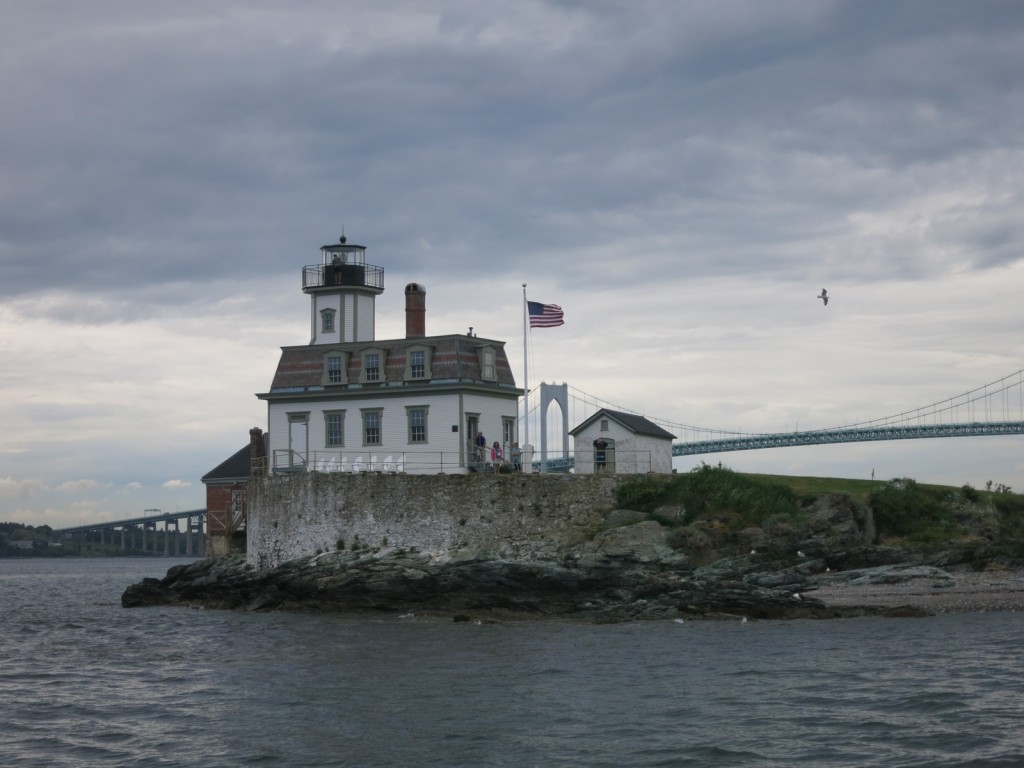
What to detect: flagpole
<box><xmin>522</xmin><ymin>283</ymin><xmax>529</xmax><ymax>453</ymax></box>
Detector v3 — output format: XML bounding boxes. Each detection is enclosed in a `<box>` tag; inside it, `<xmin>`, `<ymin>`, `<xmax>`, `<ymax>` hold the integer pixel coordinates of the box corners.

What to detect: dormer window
<box><xmin>410</xmin><ymin>350</ymin><xmax>425</xmax><ymax>378</ymax></box>
<box><xmin>478</xmin><ymin>346</ymin><xmax>496</xmax><ymax>381</ymax></box>
<box><xmin>404</xmin><ymin>346</ymin><xmax>432</xmax><ymax>381</ymax></box>
<box><xmin>325</xmin><ymin>354</ymin><xmax>345</xmax><ymax>384</ymax></box>
<box><xmin>360</xmin><ymin>348</ymin><xmax>387</xmax><ymax>383</ymax></box>
<box><xmin>320</xmin><ymin>308</ymin><xmax>336</xmax><ymax>333</ymax></box>
<box><xmin>365</xmin><ymin>352</ymin><xmax>379</xmax><ymax>381</ymax></box>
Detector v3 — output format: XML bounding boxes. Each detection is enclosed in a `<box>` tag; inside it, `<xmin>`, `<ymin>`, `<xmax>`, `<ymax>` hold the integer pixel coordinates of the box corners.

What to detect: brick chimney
<box><xmin>249</xmin><ymin>427</ymin><xmax>267</xmax><ymax>477</ymax></box>
<box><xmin>405</xmin><ymin>282</ymin><xmax>426</xmax><ymax>338</ymax></box>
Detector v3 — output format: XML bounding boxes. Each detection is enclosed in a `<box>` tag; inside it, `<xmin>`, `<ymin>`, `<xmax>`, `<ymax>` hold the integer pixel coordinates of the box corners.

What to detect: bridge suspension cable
<box><xmin>521</xmin><ymin>369</ymin><xmax>1024</xmax><ymax>457</ymax></box>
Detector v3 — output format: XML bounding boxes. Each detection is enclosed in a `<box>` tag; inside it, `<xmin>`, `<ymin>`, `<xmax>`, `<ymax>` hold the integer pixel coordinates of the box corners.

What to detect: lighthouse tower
<box><xmin>302</xmin><ymin>235</ymin><xmax>384</xmax><ymax>345</ymax></box>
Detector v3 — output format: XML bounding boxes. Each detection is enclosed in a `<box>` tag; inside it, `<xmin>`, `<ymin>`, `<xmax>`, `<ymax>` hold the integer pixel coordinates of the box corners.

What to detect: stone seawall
<box><xmin>247</xmin><ymin>472</ymin><xmax>633</xmax><ymax>570</ymax></box>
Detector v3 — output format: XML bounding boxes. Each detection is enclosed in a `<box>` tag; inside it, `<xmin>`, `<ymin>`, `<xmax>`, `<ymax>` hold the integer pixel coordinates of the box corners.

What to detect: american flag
<box><xmin>527</xmin><ymin>301</ymin><xmax>564</xmax><ymax>328</ymax></box>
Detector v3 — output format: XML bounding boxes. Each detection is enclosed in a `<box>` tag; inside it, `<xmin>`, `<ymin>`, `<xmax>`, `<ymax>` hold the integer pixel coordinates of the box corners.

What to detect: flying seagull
<box><xmin>817</xmin><ymin>288</ymin><xmax>828</xmax><ymax>306</ymax></box>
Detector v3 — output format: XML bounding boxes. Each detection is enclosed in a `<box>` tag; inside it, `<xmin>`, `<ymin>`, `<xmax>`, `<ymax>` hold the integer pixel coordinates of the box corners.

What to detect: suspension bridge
<box><xmin>523</xmin><ymin>368</ymin><xmax>1024</xmax><ymax>462</ymax></box>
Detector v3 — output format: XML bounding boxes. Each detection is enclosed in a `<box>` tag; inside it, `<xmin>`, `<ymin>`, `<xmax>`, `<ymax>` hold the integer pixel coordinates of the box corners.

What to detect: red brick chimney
<box><xmin>249</xmin><ymin>427</ymin><xmax>267</xmax><ymax>477</ymax></box>
<box><xmin>405</xmin><ymin>282</ymin><xmax>426</xmax><ymax>338</ymax></box>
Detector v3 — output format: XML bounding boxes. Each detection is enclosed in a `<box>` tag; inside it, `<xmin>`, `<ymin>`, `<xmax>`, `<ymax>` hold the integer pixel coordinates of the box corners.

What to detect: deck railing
<box><xmin>302</xmin><ymin>263</ymin><xmax>385</xmax><ymax>291</ymax></box>
<box><xmin>270</xmin><ymin>448</ymin><xmax>655</xmax><ymax>475</ymax></box>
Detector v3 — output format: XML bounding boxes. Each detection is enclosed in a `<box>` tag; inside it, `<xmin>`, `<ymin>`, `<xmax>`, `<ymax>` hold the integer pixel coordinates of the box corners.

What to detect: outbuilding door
<box><xmin>593</xmin><ymin>437</ymin><xmax>615</xmax><ymax>473</ymax></box>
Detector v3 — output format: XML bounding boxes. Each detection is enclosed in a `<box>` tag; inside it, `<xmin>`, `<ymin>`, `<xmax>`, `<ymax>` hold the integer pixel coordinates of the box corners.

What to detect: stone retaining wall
<box><xmin>247</xmin><ymin>472</ymin><xmax>634</xmax><ymax>570</ymax></box>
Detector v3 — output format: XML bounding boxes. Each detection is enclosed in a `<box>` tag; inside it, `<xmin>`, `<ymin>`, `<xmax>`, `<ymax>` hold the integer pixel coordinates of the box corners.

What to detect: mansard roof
<box><xmin>259</xmin><ymin>333</ymin><xmax>519</xmax><ymax>397</ymax></box>
<box><xmin>570</xmin><ymin>408</ymin><xmax>677</xmax><ymax>440</ymax></box>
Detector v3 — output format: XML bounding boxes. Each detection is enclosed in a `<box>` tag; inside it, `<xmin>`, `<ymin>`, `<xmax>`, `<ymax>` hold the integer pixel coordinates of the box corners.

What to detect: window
<box><xmin>407</xmin><ymin>406</ymin><xmax>428</xmax><ymax>443</ymax></box>
<box><xmin>600</xmin><ymin>419</ymin><xmax>609</xmax><ymax>432</ymax></box>
<box><xmin>479</xmin><ymin>347</ymin><xmax>496</xmax><ymax>380</ymax></box>
<box><xmin>361</xmin><ymin>349</ymin><xmax>387</xmax><ymax>383</ymax></box>
<box><xmin>324</xmin><ymin>411</ymin><xmax>345</xmax><ymax>447</ymax></box>
<box><xmin>409</xmin><ymin>350</ymin><xmax>425</xmax><ymax>379</ymax></box>
<box><xmin>362</xmin><ymin>409</ymin><xmax>382</xmax><ymax>445</ymax></box>
<box><xmin>403</xmin><ymin>345</ymin><xmax>432</xmax><ymax>381</ymax></box>
<box><xmin>321</xmin><ymin>308</ymin><xmax>335</xmax><ymax>333</ymax></box>
<box><xmin>230</xmin><ymin>489</ymin><xmax>244</xmax><ymax>520</ymax></box>
<box><xmin>326</xmin><ymin>355</ymin><xmax>344</xmax><ymax>384</ymax></box>
<box><xmin>502</xmin><ymin>417</ymin><xmax>515</xmax><ymax>447</ymax></box>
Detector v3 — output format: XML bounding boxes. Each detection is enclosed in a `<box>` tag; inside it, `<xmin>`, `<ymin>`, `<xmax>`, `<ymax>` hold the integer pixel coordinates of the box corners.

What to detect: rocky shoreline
<box><xmin>121</xmin><ymin>545</ymin><xmax>1024</xmax><ymax>622</ymax></box>
<box><xmin>122</xmin><ymin>486</ymin><xmax>1024</xmax><ymax>622</ymax></box>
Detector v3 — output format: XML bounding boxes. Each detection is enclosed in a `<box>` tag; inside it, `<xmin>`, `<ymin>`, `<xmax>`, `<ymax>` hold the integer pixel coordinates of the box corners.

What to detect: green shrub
<box><xmin>615</xmin><ymin>464</ymin><xmax>801</xmax><ymax>528</ymax></box>
<box><xmin>870</xmin><ymin>478</ymin><xmax>963</xmax><ymax>543</ymax></box>
<box><xmin>992</xmin><ymin>493</ymin><xmax>1024</xmax><ymax>516</ymax></box>
<box><xmin>989</xmin><ymin>493</ymin><xmax>1024</xmax><ymax>539</ymax></box>
<box><xmin>679</xmin><ymin>464</ymin><xmax>800</xmax><ymax>527</ymax></box>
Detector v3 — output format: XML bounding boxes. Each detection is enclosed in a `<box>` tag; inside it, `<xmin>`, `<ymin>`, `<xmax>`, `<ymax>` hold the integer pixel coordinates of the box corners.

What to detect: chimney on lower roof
<box><xmin>249</xmin><ymin>427</ymin><xmax>267</xmax><ymax>477</ymax></box>
<box><xmin>405</xmin><ymin>282</ymin><xmax>426</xmax><ymax>338</ymax></box>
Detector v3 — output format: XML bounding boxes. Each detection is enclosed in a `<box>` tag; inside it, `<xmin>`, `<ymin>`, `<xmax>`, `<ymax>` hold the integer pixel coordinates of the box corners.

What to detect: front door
<box><xmin>466</xmin><ymin>414</ymin><xmax>480</xmax><ymax>464</ymax></box>
<box><xmin>288</xmin><ymin>413</ymin><xmax>309</xmax><ymax>469</ymax></box>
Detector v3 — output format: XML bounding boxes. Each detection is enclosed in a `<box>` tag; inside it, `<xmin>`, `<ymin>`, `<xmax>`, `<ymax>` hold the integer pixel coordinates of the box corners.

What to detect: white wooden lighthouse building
<box><xmin>257</xmin><ymin>236</ymin><xmax>521</xmax><ymax>474</ymax></box>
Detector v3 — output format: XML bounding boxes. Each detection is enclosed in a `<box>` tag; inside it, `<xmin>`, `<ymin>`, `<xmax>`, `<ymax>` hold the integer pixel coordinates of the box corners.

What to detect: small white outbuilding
<box><xmin>569</xmin><ymin>408</ymin><xmax>677</xmax><ymax>475</ymax></box>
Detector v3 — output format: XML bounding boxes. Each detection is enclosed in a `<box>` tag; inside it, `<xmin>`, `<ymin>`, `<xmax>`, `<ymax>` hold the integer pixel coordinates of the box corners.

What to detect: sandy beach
<box><xmin>810</xmin><ymin>570</ymin><xmax>1024</xmax><ymax>614</ymax></box>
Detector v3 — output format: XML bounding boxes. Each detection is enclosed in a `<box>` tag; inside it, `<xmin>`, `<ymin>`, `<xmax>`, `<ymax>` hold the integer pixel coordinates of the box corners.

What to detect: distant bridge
<box><xmin>53</xmin><ymin>508</ymin><xmax>206</xmax><ymax>557</ymax></box>
<box><xmin>523</xmin><ymin>369</ymin><xmax>1024</xmax><ymax>466</ymax></box>
<box><xmin>673</xmin><ymin>421</ymin><xmax>1024</xmax><ymax>456</ymax></box>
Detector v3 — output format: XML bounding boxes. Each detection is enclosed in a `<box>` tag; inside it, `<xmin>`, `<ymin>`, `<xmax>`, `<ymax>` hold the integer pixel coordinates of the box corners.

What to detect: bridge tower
<box><xmin>539</xmin><ymin>382</ymin><xmax>570</xmax><ymax>471</ymax></box>
<box><xmin>302</xmin><ymin>235</ymin><xmax>385</xmax><ymax>345</ymax></box>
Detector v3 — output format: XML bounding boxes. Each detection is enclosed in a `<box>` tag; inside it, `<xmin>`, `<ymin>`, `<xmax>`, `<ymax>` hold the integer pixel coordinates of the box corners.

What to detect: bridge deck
<box><xmin>673</xmin><ymin>421</ymin><xmax>1024</xmax><ymax>456</ymax></box>
<box><xmin>54</xmin><ymin>508</ymin><xmax>206</xmax><ymax>535</ymax></box>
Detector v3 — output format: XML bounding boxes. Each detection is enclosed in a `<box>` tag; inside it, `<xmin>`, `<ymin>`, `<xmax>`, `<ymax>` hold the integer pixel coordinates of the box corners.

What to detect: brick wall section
<box><xmin>206</xmin><ymin>486</ymin><xmax>236</xmax><ymax>535</ymax></box>
<box><xmin>247</xmin><ymin>473</ymin><xmax>635</xmax><ymax>570</ymax></box>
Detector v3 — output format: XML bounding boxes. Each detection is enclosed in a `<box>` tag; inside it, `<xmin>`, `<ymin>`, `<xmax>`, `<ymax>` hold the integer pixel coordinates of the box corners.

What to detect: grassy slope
<box><xmin>741</xmin><ymin>473</ymin><xmax>1006</xmax><ymax>503</ymax></box>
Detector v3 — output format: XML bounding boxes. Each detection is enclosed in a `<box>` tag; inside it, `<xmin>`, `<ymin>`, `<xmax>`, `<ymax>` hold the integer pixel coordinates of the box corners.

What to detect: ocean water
<box><xmin>1</xmin><ymin>558</ymin><xmax>1023</xmax><ymax>768</ymax></box>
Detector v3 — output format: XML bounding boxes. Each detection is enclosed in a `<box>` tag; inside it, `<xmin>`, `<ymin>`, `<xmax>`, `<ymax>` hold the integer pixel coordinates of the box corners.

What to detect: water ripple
<box><xmin>4</xmin><ymin>560</ymin><xmax>1024</xmax><ymax>767</ymax></box>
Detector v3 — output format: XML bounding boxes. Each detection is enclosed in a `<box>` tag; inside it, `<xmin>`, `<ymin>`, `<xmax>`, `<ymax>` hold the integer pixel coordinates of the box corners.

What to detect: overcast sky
<box><xmin>3</xmin><ymin>1</ymin><xmax>1024</xmax><ymax>529</ymax></box>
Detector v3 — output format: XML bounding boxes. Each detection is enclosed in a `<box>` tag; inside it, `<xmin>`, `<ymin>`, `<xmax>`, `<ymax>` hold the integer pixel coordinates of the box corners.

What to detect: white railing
<box><xmin>271</xmin><ymin>448</ymin><xmax>657</xmax><ymax>475</ymax></box>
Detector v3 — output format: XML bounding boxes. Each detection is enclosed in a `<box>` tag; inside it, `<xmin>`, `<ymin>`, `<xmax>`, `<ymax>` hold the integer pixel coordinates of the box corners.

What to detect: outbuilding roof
<box><xmin>569</xmin><ymin>408</ymin><xmax>677</xmax><ymax>440</ymax></box>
